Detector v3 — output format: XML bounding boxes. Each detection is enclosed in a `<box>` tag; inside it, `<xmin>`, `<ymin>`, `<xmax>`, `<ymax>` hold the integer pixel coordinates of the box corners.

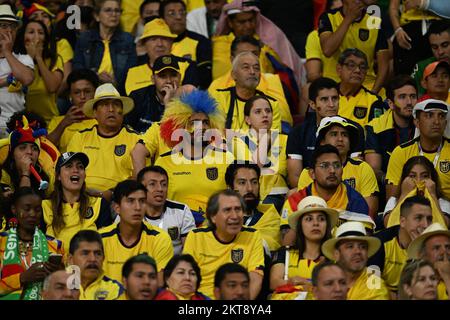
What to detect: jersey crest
<box><xmin>167</xmin><ymin>226</ymin><xmax>179</xmax><ymax>240</ymax></box>
<box><xmin>206</xmin><ymin>167</ymin><xmax>218</xmax><ymax>180</ymax></box>
<box><xmin>231</xmin><ymin>248</ymin><xmax>244</xmax><ymax>263</ymax></box>
<box><xmin>359</xmin><ymin>28</ymin><xmax>369</xmax><ymax>41</ymax></box>
<box><xmin>353</xmin><ymin>106</ymin><xmax>367</xmax><ymax>119</ymax></box>
<box><xmin>439</xmin><ymin>161</ymin><xmax>450</xmax><ymax>173</ymax></box>
<box><xmin>114</xmin><ymin>144</ymin><xmax>126</xmax><ymax>156</ymax></box>
<box><xmin>94</xmin><ymin>289</ymin><xmax>108</xmax><ymax>300</ymax></box>
<box><xmin>344</xmin><ymin>178</ymin><xmax>356</xmax><ymax>189</ymax></box>
<box><xmin>85</xmin><ymin>207</ymin><xmax>94</xmax><ymax>219</ymax></box>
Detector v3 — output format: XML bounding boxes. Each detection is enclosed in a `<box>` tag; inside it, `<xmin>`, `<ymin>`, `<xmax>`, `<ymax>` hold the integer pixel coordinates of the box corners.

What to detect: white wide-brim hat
<box><xmin>83</xmin><ymin>83</ymin><xmax>134</xmax><ymax>118</ymax></box>
<box><xmin>407</xmin><ymin>223</ymin><xmax>450</xmax><ymax>259</ymax></box>
<box><xmin>288</xmin><ymin>196</ymin><xmax>339</xmax><ymax>231</ymax></box>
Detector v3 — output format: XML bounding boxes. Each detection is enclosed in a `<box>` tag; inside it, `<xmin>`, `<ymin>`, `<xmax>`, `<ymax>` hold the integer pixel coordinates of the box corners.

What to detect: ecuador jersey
<box><xmin>211</xmin><ymin>33</ymin><xmax>277</xmax><ymax>80</ymax></box>
<box><xmin>26</xmin><ymin>55</ymin><xmax>64</xmax><ymax>123</ymax></box>
<box><xmin>368</xmin><ymin>226</ymin><xmax>408</xmax><ymax>292</ymax></box>
<box><xmin>125</xmin><ymin>58</ymin><xmax>194</xmax><ymax>95</ymax></box>
<box><xmin>438</xmin><ymin>281</ymin><xmax>449</xmax><ymax>300</ymax></box>
<box><xmin>47</xmin><ymin>117</ymin><xmax>97</xmax><ymax>153</ymax></box>
<box><xmin>79</xmin><ymin>273</ymin><xmax>124</xmax><ymax>300</ymax></box>
<box><xmin>244</xmin><ymin>204</ymin><xmax>281</xmax><ymax>252</ymax></box>
<box><xmin>399</xmin><ymin>6</ymin><xmax>440</xmax><ymax>25</ymax></box>
<box><xmin>154</xmin><ymin>146</ymin><xmax>234</xmax><ymax>225</ymax></box>
<box><xmin>386</xmin><ymin>137</ymin><xmax>450</xmax><ymax>200</ymax></box>
<box><xmin>42</xmin><ymin>197</ymin><xmax>112</xmax><ymax>254</ymax></box>
<box><xmin>365</xmin><ymin>109</ymin><xmax>415</xmax><ymax>172</ymax></box>
<box><xmin>338</xmin><ymin>86</ymin><xmax>386</xmax><ymax>127</ymax></box>
<box><xmin>272</xmin><ymin>248</ymin><xmax>321</xmax><ymax>281</ymax></box>
<box><xmin>236</xmin><ymin>131</ymin><xmax>288</xmax><ymax>199</ymax></box>
<box><xmin>119</xmin><ymin>0</ymin><xmax>143</xmax><ymax>33</ymax></box>
<box><xmin>209</xmin><ymin>87</ymin><xmax>282</xmax><ymax>132</ymax></box>
<box><xmin>318</xmin><ymin>8</ymin><xmax>389</xmax><ymax>88</ymax></box>
<box><xmin>141</xmin><ymin>122</ymin><xmax>172</xmax><ymax>163</ymax></box>
<box><xmin>280</xmin><ymin>183</ymin><xmax>369</xmax><ymax>228</ymax></box>
<box><xmin>57</xmin><ymin>38</ymin><xmax>74</xmax><ymax>65</ymax></box>
<box><xmin>0</xmin><ymin>232</ymin><xmax>63</xmax><ymax>299</ymax></box>
<box><xmin>183</xmin><ymin>226</ymin><xmax>265</xmax><ymax>299</ymax></box>
<box><xmin>66</xmin><ymin>125</ymin><xmax>141</xmax><ymax>191</ymax></box>
<box><xmin>347</xmin><ymin>268</ymin><xmax>389</xmax><ymax>300</ymax></box>
<box><xmin>305</xmin><ymin>30</ymin><xmax>338</xmax><ymax>85</ymax></box>
<box><xmin>209</xmin><ymin>71</ymin><xmax>293</xmax><ymax>128</ymax></box>
<box><xmin>100</xmin><ymin>222</ymin><xmax>173</xmax><ymax>283</ymax></box>
<box><xmin>297</xmin><ymin>158</ymin><xmax>379</xmax><ymax>198</ymax></box>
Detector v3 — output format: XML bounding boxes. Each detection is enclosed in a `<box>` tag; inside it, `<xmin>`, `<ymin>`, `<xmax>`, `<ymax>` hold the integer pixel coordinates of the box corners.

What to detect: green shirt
<box><xmin>411</xmin><ymin>56</ymin><xmax>436</xmax><ymax>97</ymax></box>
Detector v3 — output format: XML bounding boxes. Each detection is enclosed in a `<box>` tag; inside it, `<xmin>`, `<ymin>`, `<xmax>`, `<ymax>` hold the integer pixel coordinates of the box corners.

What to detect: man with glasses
<box><xmin>160</xmin><ymin>0</ymin><xmax>212</xmax><ymax>89</ymax></box>
<box><xmin>0</xmin><ymin>4</ymin><xmax>34</xmax><ymax>138</ymax></box>
<box><xmin>336</xmin><ymin>48</ymin><xmax>386</xmax><ymax>127</ymax></box>
<box><xmin>280</xmin><ymin>144</ymin><xmax>369</xmax><ymax>241</ymax></box>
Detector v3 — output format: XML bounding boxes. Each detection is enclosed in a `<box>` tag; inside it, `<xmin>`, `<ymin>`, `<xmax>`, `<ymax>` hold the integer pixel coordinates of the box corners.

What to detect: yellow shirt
<box><xmin>438</xmin><ymin>281</ymin><xmax>449</xmax><ymax>300</ymax></box>
<box><xmin>297</xmin><ymin>158</ymin><xmax>379</xmax><ymax>197</ymax></box>
<box><xmin>386</xmin><ymin>137</ymin><xmax>450</xmax><ymax>200</ymax></box>
<box><xmin>305</xmin><ymin>29</ymin><xmax>337</xmax><ymax>84</ymax></box>
<box><xmin>245</xmin><ymin>204</ymin><xmax>281</xmax><ymax>252</ymax></box>
<box><xmin>98</xmin><ymin>40</ymin><xmax>113</xmax><ymax>75</ymax></box>
<box><xmin>211</xmin><ymin>33</ymin><xmax>277</xmax><ymax>80</ymax></box>
<box><xmin>1</xmin><ymin>165</ymin><xmax>55</xmax><ymax>197</ymax></box>
<box><xmin>56</xmin><ymin>38</ymin><xmax>74</xmax><ymax>64</ymax></box>
<box><xmin>26</xmin><ymin>55</ymin><xmax>64</xmax><ymax>123</ymax></box>
<box><xmin>273</xmin><ymin>248</ymin><xmax>320</xmax><ymax>281</ymax></box>
<box><xmin>209</xmin><ymin>72</ymin><xmax>293</xmax><ymax>127</ymax></box>
<box><xmin>209</xmin><ymin>87</ymin><xmax>282</xmax><ymax>132</ymax></box>
<box><xmin>347</xmin><ymin>268</ymin><xmax>390</xmax><ymax>300</ymax></box>
<box><xmin>141</xmin><ymin>122</ymin><xmax>171</xmax><ymax>163</ymax></box>
<box><xmin>66</xmin><ymin>125</ymin><xmax>141</xmax><ymax>191</ymax></box>
<box><xmin>125</xmin><ymin>60</ymin><xmax>191</xmax><ymax>95</ymax></box>
<box><xmin>120</xmin><ymin>0</ymin><xmax>144</xmax><ymax>33</ymax></box>
<box><xmin>47</xmin><ymin>117</ymin><xmax>97</xmax><ymax>153</ymax></box>
<box><xmin>184</xmin><ymin>0</ymin><xmax>204</xmax><ymax>12</ymax></box>
<box><xmin>100</xmin><ymin>222</ymin><xmax>173</xmax><ymax>283</ymax></box>
<box><xmin>79</xmin><ymin>274</ymin><xmax>124</xmax><ymax>300</ymax></box>
<box><xmin>183</xmin><ymin>226</ymin><xmax>265</xmax><ymax>299</ymax></box>
<box><xmin>338</xmin><ymin>86</ymin><xmax>385</xmax><ymax>127</ymax></box>
<box><xmin>42</xmin><ymin>196</ymin><xmax>105</xmax><ymax>254</ymax></box>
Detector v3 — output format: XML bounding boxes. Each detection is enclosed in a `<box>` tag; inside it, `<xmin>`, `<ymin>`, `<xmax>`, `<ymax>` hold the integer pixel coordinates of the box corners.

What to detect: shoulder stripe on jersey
<box><xmin>79</xmin><ymin>126</ymin><xmax>96</xmax><ymax>134</ymax></box>
<box><xmin>241</xmin><ymin>226</ymin><xmax>257</xmax><ymax>232</ymax></box>
<box><xmin>165</xmin><ymin>200</ymin><xmax>186</xmax><ymax>210</ymax></box>
<box><xmin>216</xmin><ymin>87</ymin><xmax>234</xmax><ymax>93</ymax></box>
<box><xmin>374</xmin><ymin>225</ymin><xmax>400</xmax><ymax>243</ymax></box>
<box><xmin>142</xmin><ymin>224</ymin><xmax>160</xmax><ymax>236</ymax></box>
<box><xmin>101</xmin><ymin>229</ymin><xmax>118</xmax><ymax>238</ymax></box>
<box><xmin>400</xmin><ymin>137</ymin><xmax>419</xmax><ymax>148</ymax></box>
<box><xmin>348</xmin><ymin>158</ymin><xmax>362</xmax><ymax>165</ymax></box>
<box><xmin>159</xmin><ymin>150</ymin><xmax>173</xmax><ymax>158</ymax></box>
<box><xmin>192</xmin><ymin>227</ymin><xmax>214</xmax><ymax>233</ymax></box>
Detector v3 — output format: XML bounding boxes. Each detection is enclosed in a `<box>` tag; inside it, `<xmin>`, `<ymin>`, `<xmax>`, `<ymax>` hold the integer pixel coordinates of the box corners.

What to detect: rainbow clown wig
<box><xmin>160</xmin><ymin>90</ymin><xmax>225</xmax><ymax>148</ymax></box>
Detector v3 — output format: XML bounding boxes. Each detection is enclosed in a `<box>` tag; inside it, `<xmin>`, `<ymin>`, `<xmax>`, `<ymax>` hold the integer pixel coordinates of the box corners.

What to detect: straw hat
<box><xmin>83</xmin><ymin>83</ymin><xmax>134</xmax><ymax>118</ymax></box>
<box><xmin>0</xmin><ymin>4</ymin><xmax>21</xmax><ymax>26</ymax></box>
<box><xmin>288</xmin><ymin>196</ymin><xmax>339</xmax><ymax>231</ymax></box>
<box><xmin>321</xmin><ymin>221</ymin><xmax>381</xmax><ymax>260</ymax></box>
<box><xmin>407</xmin><ymin>223</ymin><xmax>450</xmax><ymax>259</ymax></box>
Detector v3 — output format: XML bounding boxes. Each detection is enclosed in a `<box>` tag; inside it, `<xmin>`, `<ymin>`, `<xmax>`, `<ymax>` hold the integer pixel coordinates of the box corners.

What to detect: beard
<box><xmin>244</xmin><ymin>194</ymin><xmax>259</xmax><ymax>211</ymax></box>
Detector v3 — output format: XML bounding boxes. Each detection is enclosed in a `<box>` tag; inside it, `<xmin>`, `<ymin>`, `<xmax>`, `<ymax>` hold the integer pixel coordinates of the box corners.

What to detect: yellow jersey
<box><xmin>79</xmin><ymin>273</ymin><xmax>124</xmax><ymax>300</ymax></box>
<box><xmin>57</xmin><ymin>38</ymin><xmax>74</xmax><ymax>65</ymax></box>
<box><xmin>386</xmin><ymin>137</ymin><xmax>450</xmax><ymax>200</ymax></box>
<box><xmin>183</xmin><ymin>226</ymin><xmax>265</xmax><ymax>299</ymax></box>
<box><xmin>347</xmin><ymin>268</ymin><xmax>390</xmax><ymax>300</ymax></box>
<box><xmin>47</xmin><ymin>117</ymin><xmax>97</xmax><ymax>153</ymax></box>
<box><xmin>120</xmin><ymin>0</ymin><xmax>143</xmax><ymax>33</ymax></box>
<box><xmin>272</xmin><ymin>248</ymin><xmax>321</xmax><ymax>281</ymax></box>
<box><xmin>297</xmin><ymin>158</ymin><xmax>379</xmax><ymax>197</ymax></box>
<box><xmin>141</xmin><ymin>122</ymin><xmax>172</xmax><ymax>163</ymax></box>
<box><xmin>245</xmin><ymin>204</ymin><xmax>281</xmax><ymax>252</ymax></box>
<box><xmin>305</xmin><ymin>29</ymin><xmax>338</xmax><ymax>84</ymax></box>
<box><xmin>67</xmin><ymin>125</ymin><xmax>141</xmax><ymax>191</ymax></box>
<box><xmin>100</xmin><ymin>222</ymin><xmax>173</xmax><ymax>283</ymax></box>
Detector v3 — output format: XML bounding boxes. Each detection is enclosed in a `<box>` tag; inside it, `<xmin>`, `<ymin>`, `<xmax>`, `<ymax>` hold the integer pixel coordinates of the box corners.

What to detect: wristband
<box><xmin>394</xmin><ymin>27</ymin><xmax>403</xmax><ymax>35</ymax></box>
<box><xmin>20</xmin><ymin>174</ymin><xmax>30</xmax><ymax>179</ymax></box>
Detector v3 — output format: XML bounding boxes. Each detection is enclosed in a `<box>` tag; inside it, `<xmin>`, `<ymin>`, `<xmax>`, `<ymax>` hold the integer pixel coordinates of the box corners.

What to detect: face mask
<box><xmin>143</xmin><ymin>15</ymin><xmax>159</xmax><ymax>24</ymax></box>
<box><xmin>79</xmin><ymin>6</ymin><xmax>94</xmax><ymax>25</ymax></box>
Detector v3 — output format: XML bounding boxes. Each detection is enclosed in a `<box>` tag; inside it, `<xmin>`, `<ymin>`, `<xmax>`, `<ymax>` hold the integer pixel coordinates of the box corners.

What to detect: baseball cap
<box><xmin>422</xmin><ymin>60</ymin><xmax>450</xmax><ymax>80</ymax></box>
<box><xmin>412</xmin><ymin>99</ymin><xmax>449</xmax><ymax>119</ymax></box>
<box><xmin>152</xmin><ymin>55</ymin><xmax>180</xmax><ymax>75</ymax></box>
<box><xmin>56</xmin><ymin>152</ymin><xmax>89</xmax><ymax>172</ymax></box>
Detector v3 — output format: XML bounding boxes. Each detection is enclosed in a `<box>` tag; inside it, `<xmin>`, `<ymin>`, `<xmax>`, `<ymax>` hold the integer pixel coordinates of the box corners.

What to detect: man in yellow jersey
<box><xmin>407</xmin><ymin>222</ymin><xmax>450</xmax><ymax>299</ymax></box>
<box><xmin>154</xmin><ymin>90</ymin><xmax>233</xmax><ymax>226</ymax></box>
<box><xmin>336</xmin><ymin>48</ymin><xmax>386</xmax><ymax>127</ymax></box>
<box><xmin>419</xmin><ymin>61</ymin><xmax>450</xmax><ymax>104</ymax></box>
<box><xmin>297</xmin><ymin>116</ymin><xmax>379</xmax><ymax>218</ymax></box>
<box><xmin>47</xmin><ymin>69</ymin><xmax>99</xmax><ymax>153</ymax></box>
<box><xmin>209</xmin><ymin>35</ymin><xmax>294</xmax><ymax>130</ymax></box>
<box><xmin>183</xmin><ymin>189</ymin><xmax>265</xmax><ymax>300</ymax></box>
<box><xmin>318</xmin><ymin>0</ymin><xmax>389</xmax><ymax>93</ymax></box>
<box><xmin>119</xmin><ymin>253</ymin><xmax>159</xmax><ymax>300</ymax></box>
<box><xmin>368</xmin><ymin>195</ymin><xmax>433</xmax><ymax>298</ymax></box>
<box><xmin>213</xmin><ymin>262</ymin><xmax>251</xmax><ymax>300</ymax></box>
<box><xmin>225</xmin><ymin>161</ymin><xmax>281</xmax><ymax>253</ymax></box>
<box><xmin>160</xmin><ymin>0</ymin><xmax>212</xmax><ymax>89</ymax></box>
<box><xmin>66</xmin><ymin>83</ymin><xmax>140</xmax><ymax>198</ymax></box>
<box><xmin>68</xmin><ymin>230</ymin><xmax>124</xmax><ymax>300</ymax></box>
<box><xmin>100</xmin><ymin>180</ymin><xmax>173</xmax><ymax>285</ymax></box>
<box><xmin>41</xmin><ymin>269</ymin><xmax>80</xmax><ymax>300</ymax></box>
<box><xmin>365</xmin><ymin>75</ymin><xmax>417</xmax><ymax>180</ymax></box>
<box><xmin>322</xmin><ymin>221</ymin><xmax>389</xmax><ymax>300</ymax></box>
<box><xmin>311</xmin><ymin>261</ymin><xmax>348</xmax><ymax>300</ymax></box>
<box><xmin>385</xmin><ymin>99</ymin><xmax>450</xmax><ymax>200</ymax></box>
<box><xmin>125</xmin><ymin>18</ymin><xmax>199</xmax><ymax>95</ymax></box>
<box><xmin>209</xmin><ymin>51</ymin><xmax>282</xmax><ymax>133</ymax></box>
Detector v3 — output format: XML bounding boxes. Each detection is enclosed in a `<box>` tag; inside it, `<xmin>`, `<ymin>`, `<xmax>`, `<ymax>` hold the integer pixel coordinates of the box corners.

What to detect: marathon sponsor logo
<box><xmin>85</xmin><ymin>146</ymin><xmax>100</xmax><ymax>150</ymax></box>
<box><xmin>173</xmin><ymin>171</ymin><xmax>191</xmax><ymax>175</ymax></box>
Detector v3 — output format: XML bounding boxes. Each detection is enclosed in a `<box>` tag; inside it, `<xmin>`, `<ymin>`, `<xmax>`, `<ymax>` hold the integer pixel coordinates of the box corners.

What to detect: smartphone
<box><xmin>48</xmin><ymin>254</ymin><xmax>63</xmax><ymax>265</ymax></box>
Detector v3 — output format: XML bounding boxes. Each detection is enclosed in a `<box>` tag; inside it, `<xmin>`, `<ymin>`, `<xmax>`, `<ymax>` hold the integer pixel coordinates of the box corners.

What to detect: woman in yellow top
<box><xmin>383</xmin><ymin>156</ymin><xmax>449</xmax><ymax>228</ymax></box>
<box><xmin>14</xmin><ymin>19</ymin><xmax>63</xmax><ymax>123</ymax></box>
<box><xmin>42</xmin><ymin>152</ymin><xmax>112</xmax><ymax>254</ymax></box>
<box><xmin>270</xmin><ymin>196</ymin><xmax>339</xmax><ymax>294</ymax></box>
<box><xmin>237</xmin><ymin>95</ymin><xmax>288</xmax><ymax>212</ymax></box>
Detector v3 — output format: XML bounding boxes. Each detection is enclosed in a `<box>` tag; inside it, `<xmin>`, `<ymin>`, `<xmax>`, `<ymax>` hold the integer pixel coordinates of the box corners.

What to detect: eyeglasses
<box><xmin>102</xmin><ymin>8</ymin><xmax>122</xmax><ymax>15</ymax></box>
<box><xmin>316</xmin><ymin>162</ymin><xmax>342</xmax><ymax>170</ymax></box>
<box><xmin>342</xmin><ymin>61</ymin><xmax>368</xmax><ymax>72</ymax></box>
<box><xmin>166</xmin><ymin>10</ymin><xmax>187</xmax><ymax>18</ymax></box>
<box><xmin>0</xmin><ymin>22</ymin><xmax>17</xmax><ymax>30</ymax></box>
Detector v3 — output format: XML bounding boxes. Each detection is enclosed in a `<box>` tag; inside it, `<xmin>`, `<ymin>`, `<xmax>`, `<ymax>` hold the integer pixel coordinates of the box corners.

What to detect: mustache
<box><xmin>86</xmin><ymin>264</ymin><xmax>99</xmax><ymax>270</ymax></box>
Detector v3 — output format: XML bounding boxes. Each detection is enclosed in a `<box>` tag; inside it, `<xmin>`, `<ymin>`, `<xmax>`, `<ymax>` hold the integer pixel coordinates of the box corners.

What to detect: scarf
<box><xmin>2</xmin><ymin>227</ymin><xmax>49</xmax><ymax>300</ymax></box>
<box><xmin>311</xmin><ymin>183</ymin><xmax>348</xmax><ymax>211</ymax></box>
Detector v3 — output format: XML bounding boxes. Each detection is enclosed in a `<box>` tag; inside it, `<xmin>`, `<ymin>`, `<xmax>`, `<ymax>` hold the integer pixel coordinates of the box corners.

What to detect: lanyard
<box><xmin>418</xmin><ymin>141</ymin><xmax>443</xmax><ymax>168</ymax></box>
